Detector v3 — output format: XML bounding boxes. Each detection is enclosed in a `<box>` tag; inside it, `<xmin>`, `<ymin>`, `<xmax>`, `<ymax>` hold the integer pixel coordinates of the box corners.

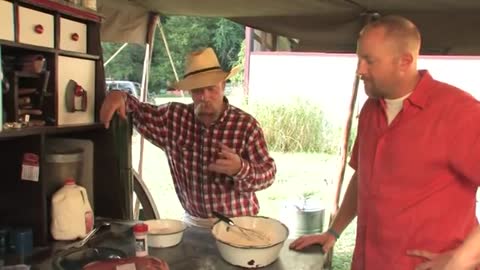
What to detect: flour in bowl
<box><xmin>149</xmin><ymin>227</ymin><xmax>173</xmax><ymax>234</ymax></box>
<box><xmin>221</xmin><ymin>227</ymin><xmax>272</xmax><ymax>247</ymax></box>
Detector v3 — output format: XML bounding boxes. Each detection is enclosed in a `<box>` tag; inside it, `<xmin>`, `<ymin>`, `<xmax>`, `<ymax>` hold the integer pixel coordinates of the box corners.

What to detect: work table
<box><xmin>26</xmin><ymin>221</ymin><xmax>324</xmax><ymax>269</ymax></box>
<box><xmin>151</xmin><ymin>225</ymin><xmax>325</xmax><ymax>269</ymax></box>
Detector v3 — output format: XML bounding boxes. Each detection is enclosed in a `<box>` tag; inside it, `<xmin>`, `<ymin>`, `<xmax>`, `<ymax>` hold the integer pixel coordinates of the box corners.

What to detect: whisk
<box><xmin>212</xmin><ymin>211</ymin><xmax>268</xmax><ymax>241</ymax></box>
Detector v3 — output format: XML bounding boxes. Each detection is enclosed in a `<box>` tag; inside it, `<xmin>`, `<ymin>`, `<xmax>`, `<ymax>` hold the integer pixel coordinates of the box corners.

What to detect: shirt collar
<box><xmin>377</xmin><ymin>70</ymin><xmax>434</xmax><ymax>110</ymax></box>
<box><xmin>216</xmin><ymin>97</ymin><xmax>231</xmax><ymax>124</ymax></box>
<box><xmin>405</xmin><ymin>70</ymin><xmax>435</xmax><ymax>109</ymax></box>
<box><xmin>384</xmin><ymin>92</ymin><xmax>412</xmax><ymax>108</ymax></box>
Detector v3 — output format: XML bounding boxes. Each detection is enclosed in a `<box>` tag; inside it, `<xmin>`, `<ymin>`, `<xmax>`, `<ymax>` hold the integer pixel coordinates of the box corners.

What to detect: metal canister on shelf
<box><xmin>82</xmin><ymin>0</ymin><xmax>97</xmax><ymax>10</ymax></box>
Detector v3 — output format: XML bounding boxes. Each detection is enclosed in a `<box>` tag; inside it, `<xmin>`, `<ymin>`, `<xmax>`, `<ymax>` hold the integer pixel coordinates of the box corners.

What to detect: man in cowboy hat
<box><xmin>100</xmin><ymin>47</ymin><xmax>276</xmax><ymax>227</ymax></box>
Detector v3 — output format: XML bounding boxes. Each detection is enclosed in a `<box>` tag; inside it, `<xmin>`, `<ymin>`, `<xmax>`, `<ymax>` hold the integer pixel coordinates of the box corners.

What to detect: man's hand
<box><xmin>407</xmin><ymin>249</ymin><xmax>460</xmax><ymax>270</ymax></box>
<box><xmin>289</xmin><ymin>232</ymin><xmax>337</xmax><ymax>254</ymax></box>
<box><xmin>100</xmin><ymin>91</ymin><xmax>127</xmax><ymax>129</ymax></box>
<box><xmin>208</xmin><ymin>143</ymin><xmax>242</xmax><ymax>176</ymax></box>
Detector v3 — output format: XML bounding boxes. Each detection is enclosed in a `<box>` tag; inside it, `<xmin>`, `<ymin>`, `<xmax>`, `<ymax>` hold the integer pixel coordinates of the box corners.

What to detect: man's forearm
<box><xmin>330</xmin><ymin>172</ymin><xmax>358</xmax><ymax>235</ymax></box>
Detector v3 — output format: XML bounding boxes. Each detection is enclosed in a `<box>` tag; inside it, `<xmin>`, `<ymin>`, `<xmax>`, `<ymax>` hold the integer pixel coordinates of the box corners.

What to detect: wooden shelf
<box><xmin>0</xmin><ymin>0</ymin><xmax>110</xmax><ymax>247</ymax></box>
<box><xmin>19</xmin><ymin>0</ymin><xmax>103</xmax><ymax>23</ymax></box>
<box><xmin>58</xmin><ymin>50</ymin><xmax>100</xmax><ymax>60</ymax></box>
<box><xmin>0</xmin><ymin>40</ymin><xmax>56</xmax><ymax>54</ymax></box>
<box><xmin>12</xmin><ymin>71</ymin><xmax>42</xmax><ymax>78</ymax></box>
<box><xmin>0</xmin><ymin>40</ymin><xmax>100</xmax><ymax>60</ymax></box>
<box><xmin>0</xmin><ymin>123</ymin><xmax>105</xmax><ymax>140</ymax></box>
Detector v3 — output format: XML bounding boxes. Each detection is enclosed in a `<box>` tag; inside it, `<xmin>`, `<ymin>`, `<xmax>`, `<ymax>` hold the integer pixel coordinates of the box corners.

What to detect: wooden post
<box><xmin>323</xmin><ymin>70</ymin><xmax>360</xmax><ymax>270</ymax></box>
<box><xmin>260</xmin><ymin>31</ymin><xmax>267</xmax><ymax>51</ymax></box>
<box><xmin>134</xmin><ymin>12</ymin><xmax>158</xmax><ymax>219</ymax></box>
<box><xmin>271</xmin><ymin>33</ymin><xmax>278</xmax><ymax>51</ymax></box>
<box><xmin>332</xmin><ymin>74</ymin><xmax>360</xmax><ymax>215</ymax></box>
<box><xmin>324</xmin><ymin>12</ymin><xmax>379</xmax><ymax>270</ymax></box>
<box><xmin>244</xmin><ymin>27</ymin><xmax>253</xmax><ymax>97</ymax></box>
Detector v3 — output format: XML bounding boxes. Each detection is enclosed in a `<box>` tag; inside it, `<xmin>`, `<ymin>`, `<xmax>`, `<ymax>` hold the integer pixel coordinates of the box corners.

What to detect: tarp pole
<box><xmin>324</xmin><ymin>59</ymin><xmax>360</xmax><ymax>270</ymax></box>
<box><xmin>331</xmin><ymin>74</ymin><xmax>360</xmax><ymax>215</ymax></box>
<box><xmin>244</xmin><ymin>27</ymin><xmax>253</xmax><ymax>97</ymax></box>
<box><xmin>104</xmin><ymin>43</ymin><xmax>128</xmax><ymax>67</ymax></box>
<box><xmin>157</xmin><ymin>18</ymin><xmax>184</xmax><ymax>97</ymax></box>
<box><xmin>325</xmin><ymin>12</ymin><xmax>379</xmax><ymax>270</ymax></box>
<box><xmin>134</xmin><ymin>13</ymin><xmax>159</xmax><ymax>219</ymax></box>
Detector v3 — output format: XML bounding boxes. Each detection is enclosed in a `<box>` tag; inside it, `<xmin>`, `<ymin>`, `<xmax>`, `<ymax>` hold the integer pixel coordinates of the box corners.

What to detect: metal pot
<box><xmin>44</xmin><ymin>147</ymin><xmax>84</xmax><ymax>199</ymax></box>
<box><xmin>281</xmin><ymin>200</ymin><xmax>325</xmax><ymax>237</ymax></box>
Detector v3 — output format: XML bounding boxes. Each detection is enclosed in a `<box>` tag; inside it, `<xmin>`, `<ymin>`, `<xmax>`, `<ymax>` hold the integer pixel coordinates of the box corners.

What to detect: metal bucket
<box><xmin>44</xmin><ymin>148</ymin><xmax>84</xmax><ymax>199</ymax></box>
<box><xmin>293</xmin><ymin>207</ymin><xmax>325</xmax><ymax>236</ymax></box>
<box><xmin>281</xmin><ymin>201</ymin><xmax>325</xmax><ymax>237</ymax></box>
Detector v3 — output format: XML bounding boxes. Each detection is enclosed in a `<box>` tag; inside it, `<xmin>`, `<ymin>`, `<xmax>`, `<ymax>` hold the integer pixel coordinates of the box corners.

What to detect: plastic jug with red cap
<box><xmin>50</xmin><ymin>178</ymin><xmax>94</xmax><ymax>240</ymax></box>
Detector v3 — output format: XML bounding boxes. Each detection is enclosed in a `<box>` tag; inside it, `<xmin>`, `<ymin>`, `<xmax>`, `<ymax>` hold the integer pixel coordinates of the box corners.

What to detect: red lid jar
<box><xmin>133</xmin><ymin>223</ymin><xmax>148</xmax><ymax>233</ymax></box>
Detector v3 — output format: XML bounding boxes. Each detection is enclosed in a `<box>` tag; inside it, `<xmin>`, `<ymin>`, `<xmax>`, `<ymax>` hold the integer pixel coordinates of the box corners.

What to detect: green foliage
<box><xmin>332</xmin><ymin>219</ymin><xmax>356</xmax><ymax>269</ymax></box>
<box><xmin>102</xmin><ymin>16</ymin><xmax>244</xmax><ymax>95</ymax></box>
<box><xmin>213</xmin><ymin>19</ymin><xmax>245</xmax><ymax>68</ymax></box>
<box><xmin>249</xmin><ymin>99</ymin><xmax>345</xmax><ymax>153</ymax></box>
<box><xmin>229</xmin><ymin>40</ymin><xmax>245</xmax><ymax>85</ymax></box>
<box><xmin>247</xmin><ymin>99</ymin><xmax>358</xmax><ymax>154</ymax></box>
<box><xmin>102</xmin><ymin>43</ymin><xmax>146</xmax><ymax>82</ymax></box>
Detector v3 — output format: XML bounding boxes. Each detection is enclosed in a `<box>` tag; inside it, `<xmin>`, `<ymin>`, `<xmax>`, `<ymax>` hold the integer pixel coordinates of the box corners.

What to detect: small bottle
<box><xmin>133</xmin><ymin>223</ymin><xmax>148</xmax><ymax>257</ymax></box>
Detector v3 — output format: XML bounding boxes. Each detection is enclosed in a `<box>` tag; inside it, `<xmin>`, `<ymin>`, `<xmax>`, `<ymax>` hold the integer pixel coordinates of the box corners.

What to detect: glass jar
<box><xmin>82</xmin><ymin>0</ymin><xmax>97</xmax><ymax>10</ymax></box>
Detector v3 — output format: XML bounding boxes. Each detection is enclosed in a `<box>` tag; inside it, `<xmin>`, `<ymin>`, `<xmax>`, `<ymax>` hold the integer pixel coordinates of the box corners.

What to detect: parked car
<box><xmin>106</xmin><ymin>80</ymin><xmax>140</xmax><ymax>98</ymax></box>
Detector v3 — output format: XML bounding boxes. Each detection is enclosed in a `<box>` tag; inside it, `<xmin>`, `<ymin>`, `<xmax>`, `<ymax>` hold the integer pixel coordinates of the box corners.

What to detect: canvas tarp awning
<box><xmin>98</xmin><ymin>0</ymin><xmax>480</xmax><ymax>55</ymax></box>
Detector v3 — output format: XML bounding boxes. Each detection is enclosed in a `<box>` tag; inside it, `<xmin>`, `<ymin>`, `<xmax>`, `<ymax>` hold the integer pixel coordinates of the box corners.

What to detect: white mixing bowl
<box><xmin>144</xmin><ymin>219</ymin><xmax>187</xmax><ymax>248</ymax></box>
<box><xmin>211</xmin><ymin>216</ymin><xmax>289</xmax><ymax>268</ymax></box>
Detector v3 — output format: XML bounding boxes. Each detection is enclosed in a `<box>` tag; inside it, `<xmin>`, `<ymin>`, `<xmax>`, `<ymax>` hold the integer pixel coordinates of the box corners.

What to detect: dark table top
<box><xmin>28</xmin><ymin>222</ymin><xmax>324</xmax><ymax>270</ymax></box>
<box><xmin>150</xmin><ymin>225</ymin><xmax>325</xmax><ymax>270</ymax></box>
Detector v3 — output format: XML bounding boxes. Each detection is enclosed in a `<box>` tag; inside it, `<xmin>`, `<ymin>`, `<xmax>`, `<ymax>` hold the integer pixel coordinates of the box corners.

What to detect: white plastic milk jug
<box><xmin>51</xmin><ymin>178</ymin><xmax>94</xmax><ymax>240</ymax></box>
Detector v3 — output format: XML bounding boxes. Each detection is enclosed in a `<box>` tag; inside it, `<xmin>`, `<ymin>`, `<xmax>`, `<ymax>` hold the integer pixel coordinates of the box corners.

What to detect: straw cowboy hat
<box><xmin>173</xmin><ymin>47</ymin><xmax>239</xmax><ymax>91</ymax></box>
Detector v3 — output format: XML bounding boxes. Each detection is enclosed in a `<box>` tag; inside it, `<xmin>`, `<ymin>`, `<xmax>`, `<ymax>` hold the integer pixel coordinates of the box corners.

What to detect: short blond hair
<box><xmin>361</xmin><ymin>15</ymin><xmax>421</xmax><ymax>55</ymax></box>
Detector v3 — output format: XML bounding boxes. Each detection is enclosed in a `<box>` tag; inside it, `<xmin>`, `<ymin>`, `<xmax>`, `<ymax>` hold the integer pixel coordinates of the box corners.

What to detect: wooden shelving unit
<box><xmin>0</xmin><ymin>123</ymin><xmax>104</xmax><ymax>139</ymax></box>
<box><xmin>0</xmin><ymin>0</ymin><xmax>130</xmax><ymax>247</ymax></box>
<box><xmin>0</xmin><ymin>39</ymin><xmax>101</xmax><ymax>60</ymax></box>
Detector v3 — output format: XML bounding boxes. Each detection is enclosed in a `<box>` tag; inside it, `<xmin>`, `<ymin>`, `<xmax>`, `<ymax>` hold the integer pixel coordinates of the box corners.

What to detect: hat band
<box><xmin>183</xmin><ymin>66</ymin><xmax>221</xmax><ymax>79</ymax></box>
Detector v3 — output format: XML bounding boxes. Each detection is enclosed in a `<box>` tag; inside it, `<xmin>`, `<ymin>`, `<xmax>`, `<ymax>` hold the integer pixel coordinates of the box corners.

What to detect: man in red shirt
<box><xmin>290</xmin><ymin>15</ymin><xmax>480</xmax><ymax>270</ymax></box>
<box><xmin>100</xmin><ymin>47</ymin><xmax>276</xmax><ymax>227</ymax></box>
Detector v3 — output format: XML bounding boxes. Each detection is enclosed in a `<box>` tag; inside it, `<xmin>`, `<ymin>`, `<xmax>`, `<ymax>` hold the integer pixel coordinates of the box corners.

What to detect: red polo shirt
<box><xmin>349</xmin><ymin>70</ymin><xmax>480</xmax><ymax>270</ymax></box>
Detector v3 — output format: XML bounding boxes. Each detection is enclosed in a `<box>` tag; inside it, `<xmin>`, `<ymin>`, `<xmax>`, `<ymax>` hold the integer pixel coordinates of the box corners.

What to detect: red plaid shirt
<box><xmin>126</xmin><ymin>96</ymin><xmax>276</xmax><ymax>218</ymax></box>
